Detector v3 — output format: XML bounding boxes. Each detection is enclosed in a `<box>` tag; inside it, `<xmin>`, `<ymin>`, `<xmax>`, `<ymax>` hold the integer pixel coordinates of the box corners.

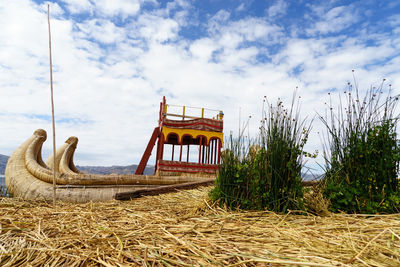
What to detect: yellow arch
<box><xmin>162</xmin><ymin>127</ymin><xmax>223</xmax><ymax>145</ymax></box>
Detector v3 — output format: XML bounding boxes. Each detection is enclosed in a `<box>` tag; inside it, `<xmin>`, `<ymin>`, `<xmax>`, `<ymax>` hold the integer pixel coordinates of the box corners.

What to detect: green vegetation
<box><xmin>320</xmin><ymin>81</ymin><xmax>400</xmax><ymax>213</ymax></box>
<box><xmin>210</xmin><ymin>94</ymin><xmax>312</xmax><ymax>212</ymax></box>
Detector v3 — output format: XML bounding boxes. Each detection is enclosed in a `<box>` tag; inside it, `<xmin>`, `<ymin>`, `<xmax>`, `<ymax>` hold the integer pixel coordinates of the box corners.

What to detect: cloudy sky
<box><xmin>1</xmin><ymin>0</ymin><xmax>400</xmax><ymax>171</ymax></box>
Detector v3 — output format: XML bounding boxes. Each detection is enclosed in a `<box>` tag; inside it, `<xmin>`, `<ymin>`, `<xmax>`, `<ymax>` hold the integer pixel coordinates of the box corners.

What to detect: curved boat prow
<box><xmin>46</xmin><ymin>136</ymin><xmax>80</xmax><ymax>174</ymax></box>
<box><xmin>5</xmin><ymin>129</ymin><xmax>52</xmax><ymax>200</ymax></box>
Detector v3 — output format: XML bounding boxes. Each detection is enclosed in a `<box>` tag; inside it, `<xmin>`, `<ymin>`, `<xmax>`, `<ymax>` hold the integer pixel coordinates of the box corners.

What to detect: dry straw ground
<box><xmin>1</xmin><ymin>186</ymin><xmax>399</xmax><ymax>266</ymax></box>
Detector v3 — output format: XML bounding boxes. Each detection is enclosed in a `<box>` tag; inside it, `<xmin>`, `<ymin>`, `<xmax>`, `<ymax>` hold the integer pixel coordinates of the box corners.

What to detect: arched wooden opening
<box><xmin>181</xmin><ymin>134</ymin><xmax>193</xmax><ymax>162</ymax></box>
<box><xmin>165</xmin><ymin>133</ymin><xmax>179</xmax><ymax>161</ymax></box>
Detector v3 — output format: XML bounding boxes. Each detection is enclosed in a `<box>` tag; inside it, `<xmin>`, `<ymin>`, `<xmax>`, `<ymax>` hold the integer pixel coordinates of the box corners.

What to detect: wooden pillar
<box><xmin>187</xmin><ymin>144</ymin><xmax>190</xmax><ymax>162</ymax></box>
<box><xmin>201</xmin><ymin>140</ymin><xmax>205</xmax><ymax>164</ymax></box>
<box><xmin>155</xmin><ymin>132</ymin><xmax>164</xmax><ymax>172</ymax></box>
<box><xmin>198</xmin><ymin>137</ymin><xmax>202</xmax><ymax>164</ymax></box>
<box><xmin>207</xmin><ymin>143</ymin><xmax>210</xmax><ymax>164</ymax></box>
<box><xmin>160</xmin><ymin>134</ymin><xmax>164</xmax><ymax>160</ymax></box>
<box><xmin>172</xmin><ymin>144</ymin><xmax>175</xmax><ymax>161</ymax></box>
<box><xmin>214</xmin><ymin>138</ymin><xmax>218</xmax><ymax>164</ymax></box>
<box><xmin>217</xmin><ymin>138</ymin><xmax>221</xmax><ymax>164</ymax></box>
<box><xmin>179</xmin><ymin>142</ymin><xmax>183</xmax><ymax>162</ymax></box>
<box><xmin>210</xmin><ymin>139</ymin><xmax>214</xmax><ymax>164</ymax></box>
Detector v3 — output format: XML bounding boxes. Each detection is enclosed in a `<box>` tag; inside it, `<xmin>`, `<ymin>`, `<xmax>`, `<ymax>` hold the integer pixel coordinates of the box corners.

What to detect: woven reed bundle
<box><xmin>5</xmin><ymin>129</ymin><xmax>212</xmax><ymax>202</ymax></box>
<box><xmin>1</xmin><ymin>187</ymin><xmax>399</xmax><ymax>266</ymax></box>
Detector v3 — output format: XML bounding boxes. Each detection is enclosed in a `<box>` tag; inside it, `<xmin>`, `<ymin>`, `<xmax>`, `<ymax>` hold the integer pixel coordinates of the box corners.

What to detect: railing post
<box><xmin>182</xmin><ymin>106</ymin><xmax>185</xmax><ymax>120</ymax></box>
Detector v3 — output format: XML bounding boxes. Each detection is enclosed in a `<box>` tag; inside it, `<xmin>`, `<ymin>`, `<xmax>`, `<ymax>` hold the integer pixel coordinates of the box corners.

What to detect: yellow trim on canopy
<box><xmin>162</xmin><ymin>127</ymin><xmax>223</xmax><ymax>145</ymax></box>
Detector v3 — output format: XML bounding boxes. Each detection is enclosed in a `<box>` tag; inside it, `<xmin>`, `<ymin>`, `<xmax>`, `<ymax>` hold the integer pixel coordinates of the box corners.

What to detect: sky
<box><xmin>0</xmin><ymin>0</ymin><xmax>400</xmax><ymax>171</ymax></box>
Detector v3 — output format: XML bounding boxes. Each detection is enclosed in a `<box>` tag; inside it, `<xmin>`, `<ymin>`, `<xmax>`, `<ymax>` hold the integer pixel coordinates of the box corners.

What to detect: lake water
<box><xmin>0</xmin><ymin>174</ymin><xmax>9</xmax><ymax>197</ymax></box>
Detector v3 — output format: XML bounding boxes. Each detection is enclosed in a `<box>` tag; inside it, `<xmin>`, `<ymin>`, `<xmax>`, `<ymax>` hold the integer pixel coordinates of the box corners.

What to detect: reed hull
<box><xmin>5</xmin><ymin>129</ymin><xmax>214</xmax><ymax>203</ymax></box>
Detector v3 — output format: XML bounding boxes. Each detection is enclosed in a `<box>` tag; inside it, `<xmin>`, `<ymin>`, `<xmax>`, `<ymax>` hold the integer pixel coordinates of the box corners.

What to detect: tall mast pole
<box><xmin>47</xmin><ymin>4</ymin><xmax>57</xmax><ymax>205</ymax></box>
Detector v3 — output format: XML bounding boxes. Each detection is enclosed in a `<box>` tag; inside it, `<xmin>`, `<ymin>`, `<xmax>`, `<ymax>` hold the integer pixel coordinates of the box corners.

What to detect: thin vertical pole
<box><xmin>179</xmin><ymin>142</ymin><xmax>183</xmax><ymax>162</ymax></box>
<box><xmin>172</xmin><ymin>144</ymin><xmax>175</xmax><ymax>161</ymax></box>
<box><xmin>210</xmin><ymin>139</ymin><xmax>214</xmax><ymax>164</ymax></box>
<box><xmin>217</xmin><ymin>139</ymin><xmax>221</xmax><ymax>164</ymax></box>
<box><xmin>206</xmin><ymin>144</ymin><xmax>209</xmax><ymax>164</ymax></box>
<box><xmin>47</xmin><ymin>5</ymin><xmax>57</xmax><ymax>205</ymax></box>
<box><xmin>214</xmin><ymin>138</ymin><xmax>218</xmax><ymax>164</ymax></box>
<box><xmin>198</xmin><ymin>137</ymin><xmax>202</xmax><ymax>164</ymax></box>
<box><xmin>187</xmin><ymin>144</ymin><xmax>189</xmax><ymax>162</ymax></box>
<box><xmin>201</xmin><ymin>140</ymin><xmax>205</xmax><ymax>164</ymax></box>
<box><xmin>207</xmin><ymin>143</ymin><xmax>212</xmax><ymax>164</ymax></box>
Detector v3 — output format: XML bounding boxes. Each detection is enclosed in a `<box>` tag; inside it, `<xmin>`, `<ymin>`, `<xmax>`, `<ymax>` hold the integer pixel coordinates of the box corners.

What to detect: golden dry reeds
<box><xmin>1</xmin><ymin>187</ymin><xmax>399</xmax><ymax>266</ymax></box>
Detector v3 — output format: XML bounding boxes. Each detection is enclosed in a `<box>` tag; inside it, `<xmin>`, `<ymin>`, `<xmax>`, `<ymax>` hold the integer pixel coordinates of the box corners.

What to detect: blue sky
<box><xmin>0</xmin><ymin>0</ymin><xmax>400</xmax><ymax>169</ymax></box>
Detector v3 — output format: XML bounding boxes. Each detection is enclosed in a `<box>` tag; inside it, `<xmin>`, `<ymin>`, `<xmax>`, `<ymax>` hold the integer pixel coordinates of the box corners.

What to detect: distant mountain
<box><xmin>0</xmin><ymin>154</ymin><xmax>9</xmax><ymax>174</ymax></box>
<box><xmin>77</xmin><ymin>164</ymin><xmax>155</xmax><ymax>175</ymax></box>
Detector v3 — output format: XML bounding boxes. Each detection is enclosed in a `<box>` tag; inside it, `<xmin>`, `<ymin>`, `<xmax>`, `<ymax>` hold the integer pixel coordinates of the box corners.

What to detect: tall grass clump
<box><xmin>320</xmin><ymin>79</ymin><xmax>400</xmax><ymax>213</ymax></box>
<box><xmin>210</xmin><ymin>93</ymin><xmax>312</xmax><ymax>212</ymax></box>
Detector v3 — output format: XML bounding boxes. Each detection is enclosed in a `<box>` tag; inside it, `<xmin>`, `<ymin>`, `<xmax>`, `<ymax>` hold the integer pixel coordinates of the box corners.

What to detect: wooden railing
<box><xmin>164</xmin><ymin>104</ymin><xmax>224</xmax><ymax>121</ymax></box>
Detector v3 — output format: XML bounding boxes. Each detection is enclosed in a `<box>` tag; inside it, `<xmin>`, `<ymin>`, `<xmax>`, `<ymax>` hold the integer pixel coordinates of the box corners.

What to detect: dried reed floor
<box><xmin>1</xmin><ymin>187</ymin><xmax>399</xmax><ymax>266</ymax></box>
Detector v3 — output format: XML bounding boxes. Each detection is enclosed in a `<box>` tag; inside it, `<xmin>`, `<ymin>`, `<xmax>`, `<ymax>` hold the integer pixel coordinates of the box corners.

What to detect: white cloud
<box><xmin>94</xmin><ymin>0</ymin><xmax>140</xmax><ymax>18</ymax></box>
<box><xmin>208</xmin><ymin>10</ymin><xmax>230</xmax><ymax>34</ymax></box>
<box><xmin>60</xmin><ymin>0</ymin><xmax>93</xmax><ymax>14</ymax></box>
<box><xmin>189</xmin><ymin>38</ymin><xmax>217</xmax><ymax>61</ymax></box>
<box><xmin>136</xmin><ymin>14</ymin><xmax>180</xmax><ymax>43</ymax></box>
<box><xmin>236</xmin><ymin>3</ymin><xmax>246</xmax><ymax>12</ymax></box>
<box><xmin>40</xmin><ymin>1</ymin><xmax>65</xmax><ymax>16</ymax></box>
<box><xmin>388</xmin><ymin>14</ymin><xmax>400</xmax><ymax>27</ymax></box>
<box><xmin>306</xmin><ymin>5</ymin><xmax>358</xmax><ymax>35</ymax></box>
<box><xmin>76</xmin><ymin>19</ymin><xmax>125</xmax><ymax>44</ymax></box>
<box><xmin>267</xmin><ymin>0</ymin><xmax>288</xmax><ymax>18</ymax></box>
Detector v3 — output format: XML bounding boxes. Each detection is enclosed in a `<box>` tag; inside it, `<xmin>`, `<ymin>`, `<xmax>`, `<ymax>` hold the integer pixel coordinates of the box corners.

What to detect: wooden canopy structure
<box><xmin>135</xmin><ymin>97</ymin><xmax>224</xmax><ymax>175</ymax></box>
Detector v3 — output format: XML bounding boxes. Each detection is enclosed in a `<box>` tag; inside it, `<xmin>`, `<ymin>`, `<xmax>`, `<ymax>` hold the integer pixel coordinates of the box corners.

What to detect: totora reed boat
<box><xmin>5</xmin><ymin>98</ymin><xmax>223</xmax><ymax>202</ymax></box>
<box><xmin>5</xmin><ymin>129</ymin><xmax>214</xmax><ymax>202</ymax></box>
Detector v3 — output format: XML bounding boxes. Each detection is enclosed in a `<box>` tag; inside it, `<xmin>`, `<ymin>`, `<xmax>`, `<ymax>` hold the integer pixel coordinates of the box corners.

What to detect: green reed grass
<box><xmin>211</xmin><ymin>93</ymin><xmax>312</xmax><ymax>212</ymax></box>
<box><xmin>320</xmin><ymin>78</ymin><xmax>400</xmax><ymax>213</ymax></box>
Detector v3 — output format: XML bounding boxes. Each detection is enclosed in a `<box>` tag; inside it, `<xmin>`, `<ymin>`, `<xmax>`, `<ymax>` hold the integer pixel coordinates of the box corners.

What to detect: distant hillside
<box><xmin>77</xmin><ymin>164</ymin><xmax>155</xmax><ymax>175</ymax></box>
<box><xmin>0</xmin><ymin>154</ymin><xmax>9</xmax><ymax>174</ymax></box>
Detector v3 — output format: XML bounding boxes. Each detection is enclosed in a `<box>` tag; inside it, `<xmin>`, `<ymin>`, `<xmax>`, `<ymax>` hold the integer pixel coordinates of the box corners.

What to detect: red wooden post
<box><xmin>179</xmin><ymin>142</ymin><xmax>183</xmax><ymax>162</ymax></box>
<box><xmin>214</xmin><ymin>138</ymin><xmax>218</xmax><ymax>164</ymax></box>
<box><xmin>198</xmin><ymin>136</ymin><xmax>202</xmax><ymax>164</ymax></box>
<box><xmin>210</xmin><ymin>139</ymin><xmax>214</xmax><ymax>164</ymax></box>
<box><xmin>217</xmin><ymin>138</ymin><xmax>221</xmax><ymax>164</ymax></box>
<box><xmin>201</xmin><ymin>139</ymin><xmax>205</xmax><ymax>164</ymax></box>
<box><xmin>155</xmin><ymin>132</ymin><xmax>163</xmax><ymax>173</ymax></box>
<box><xmin>207</xmin><ymin>143</ymin><xmax>210</xmax><ymax>164</ymax></box>
<box><xmin>135</xmin><ymin>127</ymin><xmax>160</xmax><ymax>175</ymax></box>
<box><xmin>159</xmin><ymin>133</ymin><xmax>164</xmax><ymax>160</ymax></box>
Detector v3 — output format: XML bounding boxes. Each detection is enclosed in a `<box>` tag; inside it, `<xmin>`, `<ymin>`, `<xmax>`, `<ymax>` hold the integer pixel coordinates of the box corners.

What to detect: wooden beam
<box><xmin>135</xmin><ymin>127</ymin><xmax>160</xmax><ymax>175</ymax></box>
<box><xmin>114</xmin><ymin>179</ymin><xmax>215</xmax><ymax>200</ymax></box>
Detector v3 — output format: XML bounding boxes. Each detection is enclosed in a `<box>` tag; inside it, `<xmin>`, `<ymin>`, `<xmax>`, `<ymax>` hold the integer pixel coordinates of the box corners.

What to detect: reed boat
<box><xmin>5</xmin><ymin>98</ymin><xmax>224</xmax><ymax>202</ymax></box>
<box><xmin>5</xmin><ymin>129</ymin><xmax>214</xmax><ymax>202</ymax></box>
